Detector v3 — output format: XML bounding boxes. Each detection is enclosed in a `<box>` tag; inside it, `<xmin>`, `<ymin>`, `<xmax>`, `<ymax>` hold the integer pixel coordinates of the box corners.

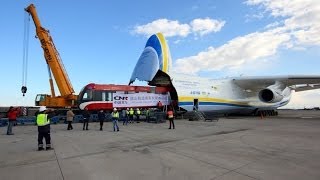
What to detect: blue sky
<box><xmin>1</xmin><ymin>0</ymin><xmax>320</xmax><ymax>108</ymax></box>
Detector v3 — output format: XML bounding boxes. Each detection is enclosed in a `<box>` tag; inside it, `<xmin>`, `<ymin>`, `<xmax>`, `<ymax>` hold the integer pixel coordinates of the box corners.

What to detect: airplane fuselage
<box><xmin>171</xmin><ymin>73</ymin><xmax>291</xmax><ymax>115</ymax></box>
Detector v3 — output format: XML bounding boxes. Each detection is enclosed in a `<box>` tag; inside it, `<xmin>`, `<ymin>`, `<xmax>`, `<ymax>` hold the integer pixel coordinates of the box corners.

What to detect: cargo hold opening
<box><xmin>148</xmin><ymin>70</ymin><xmax>178</xmax><ymax>109</ymax></box>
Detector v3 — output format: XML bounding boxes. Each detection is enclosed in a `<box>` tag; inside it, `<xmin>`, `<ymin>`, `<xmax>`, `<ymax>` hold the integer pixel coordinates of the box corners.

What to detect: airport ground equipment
<box><xmin>187</xmin><ymin>111</ymin><xmax>219</xmax><ymax>121</ymax></box>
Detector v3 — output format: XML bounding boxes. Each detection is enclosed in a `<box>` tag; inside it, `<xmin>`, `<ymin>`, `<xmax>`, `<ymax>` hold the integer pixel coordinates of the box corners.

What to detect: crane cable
<box><xmin>21</xmin><ymin>12</ymin><xmax>30</xmax><ymax>96</ymax></box>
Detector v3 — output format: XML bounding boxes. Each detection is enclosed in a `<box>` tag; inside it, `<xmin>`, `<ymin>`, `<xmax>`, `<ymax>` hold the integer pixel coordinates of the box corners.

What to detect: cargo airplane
<box><xmin>130</xmin><ymin>33</ymin><xmax>320</xmax><ymax>115</ymax></box>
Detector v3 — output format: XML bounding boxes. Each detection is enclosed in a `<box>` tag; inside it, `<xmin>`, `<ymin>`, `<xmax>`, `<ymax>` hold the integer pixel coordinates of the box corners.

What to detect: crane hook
<box><xmin>21</xmin><ymin>86</ymin><xmax>27</xmax><ymax>96</ymax></box>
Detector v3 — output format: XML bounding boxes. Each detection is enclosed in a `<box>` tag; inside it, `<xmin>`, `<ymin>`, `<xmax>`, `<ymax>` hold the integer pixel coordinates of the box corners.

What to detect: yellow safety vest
<box><xmin>37</xmin><ymin>113</ymin><xmax>50</xmax><ymax>126</ymax></box>
<box><xmin>136</xmin><ymin>110</ymin><xmax>141</xmax><ymax>115</ymax></box>
<box><xmin>112</xmin><ymin>112</ymin><xmax>119</xmax><ymax>118</ymax></box>
<box><xmin>129</xmin><ymin>110</ymin><xmax>134</xmax><ymax>115</ymax></box>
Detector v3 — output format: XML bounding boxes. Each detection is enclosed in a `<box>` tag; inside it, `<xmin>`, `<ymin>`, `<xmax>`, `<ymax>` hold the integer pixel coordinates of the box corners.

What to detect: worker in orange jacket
<box><xmin>167</xmin><ymin>107</ymin><xmax>175</xmax><ymax>129</ymax></box>
<box><xmin>7</xmin><ymin>106</ymin><xmax>20</xmax><ymax>135</ymax></box>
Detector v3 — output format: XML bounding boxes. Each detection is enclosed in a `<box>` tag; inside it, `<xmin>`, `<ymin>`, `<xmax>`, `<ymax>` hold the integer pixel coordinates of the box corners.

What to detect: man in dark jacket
<box><xmin>82</xmin><ymin>107</ymin><xmax>90</xmax><ymax>130</ymax></box>
<box><xmin>123</xmin><ymin>108</ymin><xmax>129</xmax><ymax>125</ymax></box>
<box><xmin>97</xmin><ymin>109</ymin><xmax>105</xmax><ymax>131</ymax></box>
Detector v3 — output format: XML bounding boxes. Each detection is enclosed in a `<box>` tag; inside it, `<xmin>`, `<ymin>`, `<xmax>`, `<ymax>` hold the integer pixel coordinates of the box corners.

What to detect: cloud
<box><xmin>174</xmin><ymin>0</ymin><xmax>320</xmax><ymax>74</ymax></box>
<box><xmin>132</xmin><ymin>18</ymin><xmax>225</xmax><ymax>38</ymax></box>
<box><xmin>264</xmin><ymin>21</ymin><xmax>281</xmax><ymax>29</ymax></box>
<box><xmin>190</xmin><ymin>18</ymin><xmax>225</xmax><ymax>36</ymax></box>
<box><xmin>133</xmin><ymin>19</ymin><xmax>190</xmax><ymax>38</ymax></box>
<box><xmin>245</xmin><ymin>12</ymin><xmax>265</xmax><ymax>22</ymax></box>
<box><xmin>174</xmin><ymin>30</ymin><xmax>290</xmax><ymax>74</ymax></box>
<box><xmin>173</xmin><ymin>39</ymin><xmax>181</xmax><ymax>44</ymax></box>
<box><xmin>245</xmin><ymin>0</ymin><xmax>320</xmax><ymax>46</ymax></box>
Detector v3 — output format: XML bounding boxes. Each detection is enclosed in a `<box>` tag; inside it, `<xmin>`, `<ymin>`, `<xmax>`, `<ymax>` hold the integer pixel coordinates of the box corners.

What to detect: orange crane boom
<box><xmin>25</xmin><ymin>4</ymin><xmax>77</xmax><ymax>108</ymax></box>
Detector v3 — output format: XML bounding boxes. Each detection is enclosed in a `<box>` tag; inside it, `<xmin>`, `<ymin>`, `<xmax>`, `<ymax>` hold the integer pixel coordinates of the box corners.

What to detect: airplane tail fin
<box><xmin>129</xmin><ymin>33</ymin><xmax>172</xmax><ymax>85</ymax></box>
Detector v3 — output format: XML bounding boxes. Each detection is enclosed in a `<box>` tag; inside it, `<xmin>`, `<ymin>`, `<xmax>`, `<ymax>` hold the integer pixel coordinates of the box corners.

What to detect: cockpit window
<box><xmin>82</xmin><ymin>89</ymin><xmax>93</xmax><ymax>101</ymax></box>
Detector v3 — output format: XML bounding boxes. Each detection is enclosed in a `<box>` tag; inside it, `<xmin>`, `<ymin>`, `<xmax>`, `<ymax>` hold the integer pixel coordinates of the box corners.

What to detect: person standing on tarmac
<box><xmin>135</xmin><ymin>108</ymin><xmax>141</xmax><ymax>123</ymax></box>
<box><xmin>66</xmin><ymin>108</ymin><xmax>75</xmax><ymax>130</ymax></box>
<box><xmin>167</xmin><ymin>107</ymin><xmax>175</xmax><ymax>129</ymax></box>
<box><xmin>36</xmin><ymin>106</ymin><xmax>54</xmax><ymax>151</ymax></box>
<box><xmin>145</xmin><ymin>108</ymin><xmax>150</xmax><ymax>122</ymax></box>
<box><xmin>123</xmin><ymin>108</ymin><xmax>129</xmax><ymax>125</ymax></box>
<box><xmin>111</xmin><ymin>108</ymin><xmax>120</xmax><ymax>132</ymax></box>
<box><xmin>6</xmin><ymin>106</ymin><xmax>20</xmax><ymax>135</ymax></box>
<box><xmin>82</xmin><ymin>107</ymin><xmax>90</xmax><ymax>130</ymax></box>
<box><xmin>97</xmin><ymin>109</ymin><xmax>106</xmax><ymax>131</ymax></box>
<box><xmin>129</xmin><ymin>108</ymin><xmax>134</xmax><ymax>123</ymax></box>
<box><xmin>157</xmin><ymin>101</ymin><xmax>163</xmax><ymax>111</ymax></box>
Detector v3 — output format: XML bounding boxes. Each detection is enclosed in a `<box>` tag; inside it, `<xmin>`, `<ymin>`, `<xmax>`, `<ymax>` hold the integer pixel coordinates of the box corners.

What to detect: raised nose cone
<box><xmin>129</xmin><ymin>33</ymin><xmax>172</xmax><ymax>84</ymax></box>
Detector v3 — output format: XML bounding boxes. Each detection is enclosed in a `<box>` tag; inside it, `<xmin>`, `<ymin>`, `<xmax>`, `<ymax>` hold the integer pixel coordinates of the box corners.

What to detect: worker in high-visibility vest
<box><xmin>129</xmin><ymin>108</ymin><xmax>134</xmax><ymax>123</ymax></box>
<box><xmin>135</xmin><ymin>108</ymin><xmax>141</xmax><ymax>123</ymax></box>
<box><xmin>111</xmin><ymin>108</ymin><xmax>120</xmax><ymax>132</ymax></box>
<box><xmin>36</xmin><ymin>106</ymin><xmax>54</xmax><ymax>151</ymax></box>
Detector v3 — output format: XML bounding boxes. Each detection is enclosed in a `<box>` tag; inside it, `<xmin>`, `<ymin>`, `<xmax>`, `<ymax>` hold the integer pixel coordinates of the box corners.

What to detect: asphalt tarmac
<box><xmin>1</xmin><ymin>110</ymin><xmax>320</xmax><ymax>180</ymax></box>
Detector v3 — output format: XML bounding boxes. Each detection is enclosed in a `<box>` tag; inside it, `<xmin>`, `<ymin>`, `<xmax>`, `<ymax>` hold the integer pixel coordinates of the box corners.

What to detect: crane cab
<box><xmin>35</xmin><ymin>94</ymin><xmax>77</xmax><ymax>108</ymax></box>
<box><xmin>35</xmin><ymin>94</ymin><xmax>47</xmax><ymax>106</ymax></box>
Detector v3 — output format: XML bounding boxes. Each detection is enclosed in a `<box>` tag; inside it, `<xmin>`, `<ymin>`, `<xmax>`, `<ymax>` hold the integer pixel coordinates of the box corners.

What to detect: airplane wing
<box><xmin>232</xmin><ymin>75</ymin><xmax>320</xmax><ymax>92</ymax></box>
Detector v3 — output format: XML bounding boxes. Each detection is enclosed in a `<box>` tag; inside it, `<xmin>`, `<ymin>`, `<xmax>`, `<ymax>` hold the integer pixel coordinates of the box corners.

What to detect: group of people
<box><xmin>5</xmin><ymin>103</ymin><xmax>176</xmax><ymax>151</ymax></box>
<box><xmin>65</xmin><ymin>107</ymin><xmax>146</xmax><ymax>132</ymax></box>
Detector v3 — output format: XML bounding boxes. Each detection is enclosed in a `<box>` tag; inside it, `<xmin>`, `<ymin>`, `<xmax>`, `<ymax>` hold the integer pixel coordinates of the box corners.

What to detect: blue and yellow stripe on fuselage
<box><xmin>178</xmin><ymin>96</ymin><xmax>252</xmax><ymax>112</ymax></box>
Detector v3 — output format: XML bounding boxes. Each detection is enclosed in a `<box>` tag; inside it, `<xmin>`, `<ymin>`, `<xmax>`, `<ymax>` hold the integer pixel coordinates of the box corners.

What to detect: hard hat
<box><xmin>39</xmin><ymin>106</ymin><xmax>46</xmax><ymax>112</ymax></box>
<box><xmin>113</xmin><ymin>108</ymin><xmax>117</xmax><ymax>111</ymax></box>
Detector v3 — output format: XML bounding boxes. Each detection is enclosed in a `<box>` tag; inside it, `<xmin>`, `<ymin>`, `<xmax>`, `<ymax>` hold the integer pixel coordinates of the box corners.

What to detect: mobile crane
<box><xmin>24</xmin><ymin>4</ymin><xmax>78</xmax><ymax>108</ymax></box>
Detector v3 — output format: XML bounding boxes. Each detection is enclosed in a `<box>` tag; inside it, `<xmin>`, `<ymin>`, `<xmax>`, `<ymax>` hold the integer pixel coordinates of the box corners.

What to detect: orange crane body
<box><xmin>25</xmin><ymin>4</ymin><xmax>78</xmax><ymax>108</ymax></box>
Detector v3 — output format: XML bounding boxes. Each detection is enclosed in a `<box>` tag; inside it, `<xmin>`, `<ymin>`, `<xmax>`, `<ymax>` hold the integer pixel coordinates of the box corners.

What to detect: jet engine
<box><xmin>258</xmin><ymin>87</ymin><xmax>284</xmax><ymax>103</ymax></box>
